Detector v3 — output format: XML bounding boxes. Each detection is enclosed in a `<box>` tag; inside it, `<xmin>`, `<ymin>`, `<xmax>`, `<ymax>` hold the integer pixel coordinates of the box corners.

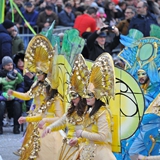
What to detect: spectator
<box><xmin>22</xmin><ymin>2</ymin><xmax>39</xmax><ymax>48</ymax></box>
<box><xmin>55</xmin><ymin>0</ymin><xmax>64</xmax><ymax>14</ymax></box>
<box><xmin>128</xmin><ymin>0</ymin><xmax>159</xmax><ymax>37</ymax></box>
<box><xmin>116</xmin><ymin>6</ymin><xmax>136</xmax><ymax>49</ymax></box>
<box><xmin>147</xmin><ymin>0</ymin><xmax>160</xmax><ymax>15</ymax></box>
<box><xmin>14</xmin><ymin>0</ymin><xmax>25</xmax><ymax>13</ymax></box>
<box><xmin>125</xmin><ymin>0</ymin><xmax>138</xmax><ymax>7</ymax></box>
<box><xmin>13</xmin><ymin>54</ymin><xmax>35</xmax><ymax>93</ymax></box>
<box><xmin>86</xmin><ymin>25</ymin><xmax>120</xmax><ymax>61</ymax></box>
<box><xmin>117</xmin><ymin>6</ymin><xmax>136</xmax><ymax>35</ymax></box>
<box><xmin>37</xmin><ymin>0</ymin><xmax>53</xmax><ymax>12</ymax></box>
<box><xmin>0</xmin><ymin>56</ymin><xmax>24</xmax><ymax>134</ymax></box>
<box><xmin>5</xmin><ymin>0</ymin><xmax>10</xmax><ymax>15</ymax></box>
<box><xmin>74</xmin><ymin>7</ymin><xmax>97</xmax><ymax>37</ymax></box>
<box><xmin>11</xmin><ymin>26</ymin><xmax>25</xmax><ymax>56</ymax></box>
<box><xmin>5</xmin><ymin>7</ymin><xmax>22</xmax><ymax>29</ymax></box>
<box><xmin>37</xmin><ymin>5</ymin><xmax>59</xmax><ymax>31</ymax></box>
<box><xmin>104</xmin><ymin>1</ymin><xmax>117</xmax><ymax>26</ymax></box>
<box><xmin>58</xmin><ymin>2</ymin><xmax>75</xmax><ymax>27</ymax></box>
<box><xmin>96</xmin><ymin>7</ymin><xmax>107</xmax><ymax>29</ymax></box>
<box><xmin>0</xmin><ymin>20</ymin><xmax>15</xmax><ymax>64</ymax></box>
<box><xmin>0</xmin><ymin>70</ymin><xmax>23</xmax><ymax>101</ymax></box>
<box><xmin>13</xmin><ymin>54</ymin><xmax>35</xmax><ymax>111</ymax></box>
<box><xmin>96</xmin><ymin>0</ymin><xmax>105</xmax><ymax>8</ymax></box>
<box><xmin>115</xmin><ymin>1</ymin><xmax>127</xmax><ymax>21</ymax></box>
<box><xmin>51</xmin><ymin>0</ymin><xmax>64</xmax><ymax>14</ymax></box>
<box><xmin>22</xmin><ymin>2</ymin><xmax>39</xmax><ymax>33</ymax></box>
<box><xmin>157</xmin><ymin>0</ymin><xmax>160</xmax><ymax>8</ymax></box>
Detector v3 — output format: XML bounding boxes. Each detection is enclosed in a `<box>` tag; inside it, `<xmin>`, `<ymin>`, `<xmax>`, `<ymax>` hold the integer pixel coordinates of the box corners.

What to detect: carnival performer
<box><xmin>76</xmin><ymin>53</ymin><xmax>116</xmax><ymax>160</ymax></box>
<box><xmin>118</xmin><ymin>28</ymin><xmax>160</xmax><ymax>160</ymax></box>
<box><xmin>137</xmin><ymin>69</ymin><xmax>160</xmax><ymax>110</ymax></box>
<box><xmin>7</xmin><ymin>34</ymin><xmax>54</xmax><ymax>160</ymax></box>
<box><xmin>128</xmin><ymin>94</ymin><xmax>160</xmax><ymax>160</ymax></box>
<box><xmin>42</xmin><ymin>54</ymin><xmax>89</xmax><ymax>160</ymax></box>
<box><xmin>9</xmin><ymin>56</ymin><xmax>65</xmax><ymax>160</ymax></box>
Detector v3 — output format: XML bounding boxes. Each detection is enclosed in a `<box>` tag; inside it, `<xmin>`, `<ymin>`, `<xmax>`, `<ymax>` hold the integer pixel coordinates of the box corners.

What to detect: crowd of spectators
<box><xmin>0</xmin><ymin>0</ymin><xmax>160</xmax><ymax>135</ymax></box>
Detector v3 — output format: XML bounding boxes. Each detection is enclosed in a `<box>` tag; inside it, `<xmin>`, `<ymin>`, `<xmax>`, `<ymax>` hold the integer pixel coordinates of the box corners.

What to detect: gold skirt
<box><xmin>58</xmin><ymin>138</ymin><xmax>80</xmax><ymax>160</ymax></box>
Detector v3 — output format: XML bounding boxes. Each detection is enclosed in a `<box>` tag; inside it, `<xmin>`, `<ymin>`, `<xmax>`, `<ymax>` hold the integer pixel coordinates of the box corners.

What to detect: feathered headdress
<box><xmin>86</xmin><ymin>53</ymin><xmax>115</xmax><ymax>100</ymax></box>
<box><xmin>45</xmin><ymin>44</ymin><xmax>59</xmax><ymax>89</ymax></box>
<box><xmin>24</xmin><ymin>34</ymin><xmax>54</xmax><ymax>74</ymax></box>
<box><xmin>69</xmin><ymin>54</ymin><xmax>89</xmax><ymax>98</ymax></box>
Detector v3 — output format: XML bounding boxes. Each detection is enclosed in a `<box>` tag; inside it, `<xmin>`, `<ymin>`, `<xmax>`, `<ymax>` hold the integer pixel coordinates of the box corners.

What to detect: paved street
<box><xmin>0</xmin><ymin>126</ymin><xmax>25</xmax><ymax>160</ymax></box>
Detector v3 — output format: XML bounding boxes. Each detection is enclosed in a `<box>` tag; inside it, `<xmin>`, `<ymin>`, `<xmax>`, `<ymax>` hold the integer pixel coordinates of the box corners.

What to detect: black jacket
<box><xmin>128</xmin><ymin>12</ymin><xmax>159</xmax><ymax>37</ymax></box>
<box><xmin>87</xmin><ymin>31</ymin><xmax>120</xmax><ymax>61</ymax></box>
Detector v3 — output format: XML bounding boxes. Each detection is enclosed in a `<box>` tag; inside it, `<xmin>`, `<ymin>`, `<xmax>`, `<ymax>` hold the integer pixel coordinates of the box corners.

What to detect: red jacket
<box><xmin>74</xmin><ymin>14</ymin><xmax>96</xmax><ymax>37</ymax></box>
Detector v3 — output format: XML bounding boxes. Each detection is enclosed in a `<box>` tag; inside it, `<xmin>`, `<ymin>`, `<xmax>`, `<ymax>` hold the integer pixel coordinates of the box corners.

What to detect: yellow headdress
<box><xmin>69</xmin><ymin>54</ymin><xmax>90</xmax><ymax>98</ymax></box>
<box><xmin>87</xmin><ymin>53</ymin><xmax>115</xmax><ymax>99</ymax></box>
<box><xmin>23</xmin><ymin>34</ymin><xmax>54</xmax><ymax>74</ymax></box>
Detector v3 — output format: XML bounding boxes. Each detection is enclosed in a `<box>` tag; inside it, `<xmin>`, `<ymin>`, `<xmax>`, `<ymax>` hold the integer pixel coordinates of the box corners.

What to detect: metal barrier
<box><xmin>19</xmin><ymin>26</ymin><xmax>72</xmax><ymax>49</ymax></box>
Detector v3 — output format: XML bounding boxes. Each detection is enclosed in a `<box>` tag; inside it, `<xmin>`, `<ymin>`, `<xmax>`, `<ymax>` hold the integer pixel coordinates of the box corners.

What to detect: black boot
<box><xmin>0</xmin><ymin>126</ymin><xmax>3</xmax><ymax>134</ymax></box>
<box><xmin>13</xmin><ymin>125</ymin><xmax>20</xmax><ymax>134</ymax></box>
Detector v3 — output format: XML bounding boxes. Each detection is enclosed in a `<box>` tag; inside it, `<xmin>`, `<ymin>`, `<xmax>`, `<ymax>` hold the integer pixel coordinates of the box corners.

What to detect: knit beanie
<box><xmin>2</xmin><ymin>56</ymin><xmax>13</xmax><ymax>66</ymax></box>
<box><xmin>2</xmin><ymin>20</ymin><xmax>15</xmax><ymax>29</ymax></box>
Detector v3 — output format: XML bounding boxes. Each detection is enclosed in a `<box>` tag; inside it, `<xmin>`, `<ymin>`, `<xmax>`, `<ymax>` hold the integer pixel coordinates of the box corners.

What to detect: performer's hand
<box><xmin>42</xmin><ymin>127</ymin><xmax>51</xmax><ymax>137</ymax></box>
<box><xmin>38</xmin><ymin>120</ymin><xmax>45</xmax><ymax>129</ymax></box>
<box><xmin>76</xmin><ymin>129</ymin><xmax>83</xmax><ymax>138</ymax></box>
<box><xmin>18</xmin><ymin>117</ymin><xmax>26</xmax><ymax>124</ymax></box>
<box><xmin>7</xmin><ymin>89</ymin><xmax>13</xmax><ymax>96</ymax></box>
<box><xmin>69</xmin><ymin>138</ymin><xmax>78</xmax><ymax>146</ymax></box>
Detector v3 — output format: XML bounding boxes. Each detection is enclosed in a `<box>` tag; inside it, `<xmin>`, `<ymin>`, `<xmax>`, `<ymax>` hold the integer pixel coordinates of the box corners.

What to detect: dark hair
<box><xmin>118</xmin><ymin>1</ymin><xmax>127</xmax><ymax>7</ymax></box>
<box><xmin>65</xmin><ymin>2</ymin><xmax>72</xmax><ymax>8</ymax></box>
<box><xmin>67</xmin><ymin>97</ymin><xmax>87</xmax><ymax>117</ymax></box>
<box><xmin>86</xmin><ymin>7</ymin><xmax>97</xmax><ymax>15</ymax></box>
<box><xmin>88</xmin><ymin>99</ymin><xmax>105</xmax><ymax>117</ymax></box>
<box><xmin>31</xmin><ymin>73</ymin><xmax>47</xmax><ymax>90</ymax></box>
<box><xmin>45</xmin><ymin>85</ymin><xmax>58</xmax><ymax>101</ymax></box>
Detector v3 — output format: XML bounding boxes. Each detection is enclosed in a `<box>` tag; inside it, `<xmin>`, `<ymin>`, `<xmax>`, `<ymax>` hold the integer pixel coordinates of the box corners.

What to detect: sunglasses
<box><xmin>70</xmin><ymin>92</ymin><xmax>79</xmax><ymax>100</ymax></box>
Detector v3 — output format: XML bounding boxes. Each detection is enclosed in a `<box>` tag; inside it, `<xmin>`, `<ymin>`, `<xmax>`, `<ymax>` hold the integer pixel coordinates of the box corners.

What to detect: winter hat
<box><xmin>2</xmin><ymin>20</ymin><xmax>15</xmax><ymax>29</ymax></box>
<box><xmin>2</xmin><ymin>56</ymin><xmax>13</xmax><ymax>66</ymax></box>
<box><xmin>99</xmin><ymin>31</ymin><xmax>107</xmax><ymax>37</ymax></box>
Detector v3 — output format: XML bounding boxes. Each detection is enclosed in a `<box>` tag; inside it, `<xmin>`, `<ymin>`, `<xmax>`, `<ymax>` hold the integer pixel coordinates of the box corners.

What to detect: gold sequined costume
<box><xmin>79</xmin><ymin>53</ymin><xmax>116</xmax><ymax>160</ymax></box>
<box><xmin>46</xmin><ymin>54</ymin><xmax>89</xmax><ymax>160</ymax></box>
<box><xmin>12</xmin><ymin>34</ymin><xmax>54</xmax><ymax>160</ymax></box>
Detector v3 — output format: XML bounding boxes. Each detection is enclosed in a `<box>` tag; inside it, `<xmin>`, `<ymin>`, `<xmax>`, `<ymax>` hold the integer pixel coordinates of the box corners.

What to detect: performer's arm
<box><xmin>81</xmin><ymin>110</ymin><xmax>111</xmax><ymax>142</ymax></box>
<box><xmin>43</xmin><ymin>97</ymin><xmax>64</xmax><ymax>124</ymax></box>
<box><xmin>11</xmin><ymin>90</ymin><xmax>31</xmax><ymax>100</ymax></box>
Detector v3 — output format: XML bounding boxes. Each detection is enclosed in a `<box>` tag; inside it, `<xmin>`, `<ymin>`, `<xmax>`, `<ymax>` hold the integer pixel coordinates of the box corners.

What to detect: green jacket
<box><xmin>12</xmin><ymin>36</ymin><xmax>25</xmax><ymax>55</ymax></box>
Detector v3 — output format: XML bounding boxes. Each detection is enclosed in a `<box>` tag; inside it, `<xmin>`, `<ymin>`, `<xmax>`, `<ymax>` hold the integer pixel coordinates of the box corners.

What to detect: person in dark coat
<box><xmin>58</xmin><ymin>2</ymin><xmax>75</xmax><ymax>27</ymax></box>
<box><xmin>0</xmin><ymin>20</ymin><xmax>15</xmax><ymax>64</ymax></box>
<box><xmin>86</xmin><ymin>25</ymin><xmax>120</xmax><ymax>61</ymax></box>
<box><xmin>5</xmin><ymin>7</ymin><xmax>22</xmax><ymax>29</ymax></box>
<box><xmin>128</xmin><ymin>0</ymin><xmax>159</xmax><ymax>37</ymax></box>
<box><xmin>37</xmin><ymin>5</ymin><xmax>59</xmax><ymax>31</ymax></box>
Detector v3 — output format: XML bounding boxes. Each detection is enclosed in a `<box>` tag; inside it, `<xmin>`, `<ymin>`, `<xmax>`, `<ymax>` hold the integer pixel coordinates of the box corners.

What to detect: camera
<box><xmin>101</xmin><ymin>26</ymin><xmax>115</xmax><ymax>32</ymax></box>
